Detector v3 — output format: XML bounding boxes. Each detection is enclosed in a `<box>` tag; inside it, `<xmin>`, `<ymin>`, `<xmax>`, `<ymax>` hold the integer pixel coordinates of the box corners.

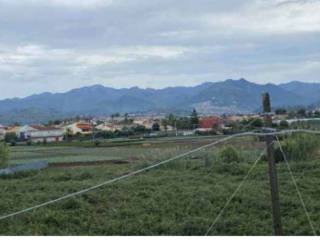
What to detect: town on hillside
<box><xmin>1</xmin><ymin>107</ymin><xmax>320</xmax><ymax>145</ymax></box>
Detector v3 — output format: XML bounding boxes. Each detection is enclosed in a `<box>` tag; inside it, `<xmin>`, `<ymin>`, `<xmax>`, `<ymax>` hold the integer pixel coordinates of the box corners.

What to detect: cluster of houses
<box><xmin>0</xmin><ymin>114</ymin><xmax>260</xmax><ymax>143</ymax></box>
<box><xmin>0</xmin><ymin>122</ymin><xmax>93</xmax><ymax>143</ymax></box>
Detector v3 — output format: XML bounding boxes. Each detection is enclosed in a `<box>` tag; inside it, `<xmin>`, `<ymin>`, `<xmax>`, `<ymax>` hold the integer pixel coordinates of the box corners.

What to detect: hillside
<box><xmin>0</xmin><ymin>79</ymin><xmax>317</xmax><ymax>124</ymax></box>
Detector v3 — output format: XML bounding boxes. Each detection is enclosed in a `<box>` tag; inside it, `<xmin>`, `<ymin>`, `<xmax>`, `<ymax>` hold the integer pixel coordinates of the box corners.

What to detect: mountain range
<box><xmin>0</xmin><ymin>79</ymin><xmax>318</xmax><ymax>124</ymax></box>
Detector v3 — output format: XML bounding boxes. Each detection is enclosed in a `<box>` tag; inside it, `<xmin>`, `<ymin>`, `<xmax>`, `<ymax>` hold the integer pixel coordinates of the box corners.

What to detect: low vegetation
<box><xmin>0</xmin><ymin>134</ymin><xmax>319</xmax><ymax>235</ymax></box>
<box><xmin>274</xmin><ymin>133</ymin><xmax>320</xmax><ymax>162</ymax></box>
<box><xmin>0</xmin><ymin>142</ymin><xmax>9</xmax><ymax>168</ymax></box>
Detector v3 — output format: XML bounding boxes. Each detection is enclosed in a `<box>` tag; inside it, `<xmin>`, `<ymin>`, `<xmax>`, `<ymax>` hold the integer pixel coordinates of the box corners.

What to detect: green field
<box><xmin>0</xmin><ymin>135</ymin><xmax>319</xmax><ymax>235</ymax></box>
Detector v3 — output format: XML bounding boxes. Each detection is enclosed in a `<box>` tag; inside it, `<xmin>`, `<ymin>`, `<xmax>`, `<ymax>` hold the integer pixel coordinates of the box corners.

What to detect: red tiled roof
<box><xmin>30</xmin><ymin>125</ymin><xmax>60</xmax><ymax>131</ymax></box>
<box><xmin>199</xmin><ymin>117</ymin><xmax>222</xmax><ymax>129</ymax></box>
<box><xmin>76</xmin><ymin>123</ymin><xmax>92</xmax><ymax>131</ymax></box>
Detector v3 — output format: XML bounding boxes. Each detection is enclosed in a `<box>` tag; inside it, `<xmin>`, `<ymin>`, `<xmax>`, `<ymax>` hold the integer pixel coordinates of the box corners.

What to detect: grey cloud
<box><xmin>0</xmin><ymin>0</ymin><xmax>319</xmax><ymax>99</ymax></box>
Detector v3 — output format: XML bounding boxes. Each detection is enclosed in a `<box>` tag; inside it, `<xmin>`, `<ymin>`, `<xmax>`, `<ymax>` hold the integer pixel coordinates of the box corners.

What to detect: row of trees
<box><xmin>162</xmin><ymin>109</ymin><xmax>199</xmax><ymax>130</ymax></box>
<box><xmin>0</xmin><ymin>142</ymin><xmax>8</xmax><ymax>168</ymax></box>
<box><xmin>275</xmin><ymin>107</ymin><xmax>320</xmax><ymax>118</ymax></box>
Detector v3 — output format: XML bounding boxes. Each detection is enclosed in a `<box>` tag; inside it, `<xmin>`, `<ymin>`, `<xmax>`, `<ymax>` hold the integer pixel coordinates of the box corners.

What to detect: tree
<box><xmin>0</xmin><ymin>142</ymin><xmax>9</xmax><ymax>168</ymax></box>
<box><xmin>134</xmin><ymin>125</ymin><xmax>148</xmax><ymax>133</ymax></box>
<box><xmin>168</xmin><ymin>114</ymin><xmax>176</xmax><ymax>125</ymax></box>
<box><xmin>297</xmin><ymin>108</ymin><xmax>306</xmax><ymax>118</ymax></box>
<box><xmin>124</xmin><ymin>113</ymin><xmax>129</xmax><ymax>124</ymax></box>
<box><xmin>250</xmin><ymin>118</ymin><xmax>263</xmax><ymax>128</ymax></box>
<box><xmin>275</xmin><ymin>108</ymin><xmax>287</xmax><ymax>115</ymax></box>
<box><xmin>176</xmin><ymin>117</ymin><xmax>192</xmax><ymax>130</ymax></box>
<box><xmin>53</xmin><ymin>120</ymin><xmax>62</xmax><ymax>125</ymax></box>
<box><xmin>190</xmin><ymin>109</ymin><xmax>199</xmax><ymax>129</ymax></box>
<box><xmin>5</xmin><ymin>132</ymin><xmax>17</xmax><ymax>145</ymax></box>
<box><xmin>65</xmin><ymin>128</ymin><xmax>73</xmax><ymax>141</ymax></box>
<box><xmin>314</xmin><ymin>110</ymin><xmax>320</xmax><ymax>118</ymax></box>
<box><xmin>161</xmin><ymin>119</ymin><xmax>169</xmax><ymax>132</ymax></box>
<box><xmin>152</xmin><ymin>122</ymin><xmax>160</xmax><ymax>131</ymax></box>
<box><xmin>279</xmin><ymin>120</ymin><xmax>289</xmax><ymax>129</ymax></box>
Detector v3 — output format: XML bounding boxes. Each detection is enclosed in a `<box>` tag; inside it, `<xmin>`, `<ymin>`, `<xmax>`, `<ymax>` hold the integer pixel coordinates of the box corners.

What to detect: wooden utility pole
<box><xmin>262</xmin><ymin>93</ymin><xmax>283</xmax><ymax>235</ymax></box>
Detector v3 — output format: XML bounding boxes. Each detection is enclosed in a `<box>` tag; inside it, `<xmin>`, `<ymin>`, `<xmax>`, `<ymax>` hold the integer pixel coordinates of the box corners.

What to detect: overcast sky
<box><xmin>0</xmin><ymin>0</ymin><xmax>319</xmax><ymax>99</ymax></box>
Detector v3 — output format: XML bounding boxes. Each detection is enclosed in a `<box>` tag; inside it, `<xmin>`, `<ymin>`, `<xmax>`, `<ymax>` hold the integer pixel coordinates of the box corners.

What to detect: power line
<box><xmin>275</xmin><ymin>136</ymin><xmax>317</xmax><ymax>236</ymax></box>
<box><xmin>0</xmin><ymin>131</ymin><xmax>252</xmax><ymax>222</ymax></box>
<box><xmin>1</xmin><ymin>128</ymin><xmax>319</xmax><ymax>224</ymax></box>
<box><xmin>205</xmin><ymin>145</ymin><xmax>268</xmax><ymax>236</ymax></box>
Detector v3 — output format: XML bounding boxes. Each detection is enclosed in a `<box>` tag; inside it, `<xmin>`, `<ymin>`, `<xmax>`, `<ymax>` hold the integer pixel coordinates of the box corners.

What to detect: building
<box><xmin>133</xmin><ymin>118</ymin><xmax>155</xmax><ymax>129</ymax></box>
<box><xmin>16</xmin><ymin>125</ymin><xmax>64</xmax><ymax>143</ymax></box>
<box><xmin>65</xmin><ymin>122</ymin><xmax>92</xmax><ymax>135</ymax></box>
<box><xmin>95</xmin><ymin>123</ymin><xmax>124</xmax><ymax>132</ymax></box>
<box><xmin>197</xmin><ymin>116</ymin><xmax>223</xmax><ymax>132</ymax></box>
<box><xmin>0</xmin><ymin>125</ymin><xmax>6</xmax><ymax>140</ymax></box>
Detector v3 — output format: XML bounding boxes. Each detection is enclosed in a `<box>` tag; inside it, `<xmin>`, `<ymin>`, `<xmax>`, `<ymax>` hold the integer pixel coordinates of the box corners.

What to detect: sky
<box><xmin>0</xmin><ymin>0</ymin><xmax>319</xmax><ymax>99</ymax></box>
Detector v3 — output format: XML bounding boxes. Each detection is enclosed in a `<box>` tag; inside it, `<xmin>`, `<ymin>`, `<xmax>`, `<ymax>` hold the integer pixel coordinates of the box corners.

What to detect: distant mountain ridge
<box><xmin>0</xmin><ymin>79</ymin><xmax>318</xmax><ymax>124</ymax></box>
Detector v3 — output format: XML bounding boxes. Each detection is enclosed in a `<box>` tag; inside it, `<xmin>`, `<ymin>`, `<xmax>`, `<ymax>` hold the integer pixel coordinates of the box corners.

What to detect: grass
<box><xmin>8</xmin><ymin>142</ymin><xmax>194</xmax><ymax>165</ymax></box>
<box><xmin>0</xmin><ymin>134</ymin><xmax>319</xmax><ymax>235</ymax></box>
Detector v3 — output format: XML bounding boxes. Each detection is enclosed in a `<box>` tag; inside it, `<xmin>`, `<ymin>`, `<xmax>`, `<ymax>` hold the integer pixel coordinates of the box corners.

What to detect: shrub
<box><xmin>218</xmin><ymin>146</ymin><xmax>242</xmax><ymax>163</ymax></box>
<box><xmin>94</xmin><ymin>140</ymin><xmax>101</xmax><ymax>146</ymax></box>
<box><xmin>279</xmin><ymin>120</ymin><xmax>289</xmax><ymax>129</ymax></box>
<box><xmin>274</xmin><ymin>134</ymin><xmax>319</xmax><ymax>162</ymax></box>
<box><xmin>0</xmin><ymin>142</ymin><xmax>9</xmax><ymax>168</ymax></box>
<box><xmin>213</xmin><ymin>146</ymin><xmax>247</xmax><ymax>175</ymax></box>
<box><xmin>4</xmin><ymin>132</ymin><xmax>17</xmax><ymax>144</ymax></box>
<box><xmin>61</xmin><ymin>198</ymin><xmax>81</xmax><ymax>210</ymax></box>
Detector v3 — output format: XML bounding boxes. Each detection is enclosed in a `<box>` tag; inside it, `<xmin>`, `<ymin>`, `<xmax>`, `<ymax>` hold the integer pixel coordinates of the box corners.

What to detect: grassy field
<box><xmin>0</xmin><ymin>135</ymin><xmax>319</xmax><ymax>235</ymax></box>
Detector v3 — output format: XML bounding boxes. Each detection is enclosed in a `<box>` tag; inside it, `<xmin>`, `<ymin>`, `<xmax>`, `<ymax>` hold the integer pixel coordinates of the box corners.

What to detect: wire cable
<box><xmin>0</xmin><ymin>131</ymin><xmax>253</xmax><ymax>221</ymax></box>
<box><xmin>1</xmin><ymin>128</ymin><xmax>318</xmax><ymax>223</ymax></box>
<box><xmin>275</xmin><ymin>136</ymin><xmax>317</xmax><ymax>236</ymax></box>
<box><xmin>205</xmin><ymin>145</ymin><xmax>267</xmax><ymax>236</ymax></box>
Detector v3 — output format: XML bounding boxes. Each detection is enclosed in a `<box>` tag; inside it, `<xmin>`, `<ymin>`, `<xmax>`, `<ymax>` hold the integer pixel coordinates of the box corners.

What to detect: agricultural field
<box><xmin>0</xmin><ymin>134</ymin><xmax>319</xmax><ymax>235</ymax></box>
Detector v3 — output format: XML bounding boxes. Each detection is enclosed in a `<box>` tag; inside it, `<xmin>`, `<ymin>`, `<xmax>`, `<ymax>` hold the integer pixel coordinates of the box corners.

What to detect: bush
<box><xmin>213</xmin><ymin>146</ymin><xmax>247</xmax><ymax>175</ymax></box>
<box><xmin>218</xmin><ymin>146</ymin><xmax>242</xmax><ymax>163</ymax></box>
<box><xmin>279</xmin><ymin>120</ymin><xmax>289</xmax><ymax>129</ymax></box>
<box><xmin>0</xmin><ymin>142</ymin><xmax>9</xmax><ymax>168</ymax></box>
<box><xmin>274</xmin><ymin>134</ymin><xmax>319</xmax><ymax>162</ymax></box>
<box><xmin>4</xmin><ymin>132</ymin><xmax>17</xmax><ymax>144</ymax></box>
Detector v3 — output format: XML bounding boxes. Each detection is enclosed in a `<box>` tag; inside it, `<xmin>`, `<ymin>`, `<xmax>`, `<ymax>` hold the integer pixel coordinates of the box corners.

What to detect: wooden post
<box><xmin>262</xmin><ymin>93</ymin><xmax>283</xmax><ymax>235</ymax></box>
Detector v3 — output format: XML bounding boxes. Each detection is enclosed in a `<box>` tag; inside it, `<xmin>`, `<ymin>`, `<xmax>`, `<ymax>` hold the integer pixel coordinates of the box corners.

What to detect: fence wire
<box><xmin>0</xmin><ymin>131</ymin><xmax>252</xmax><ymax>221</ymax></box>
<box><xmin>0</xmin><ymin>128</ymin><xmax>319</xmax><ymax>236</ymax></box>
<box><xmin>275</xmin><ymin>136</ymin><xmax>317</xmax><ymax>236</ymax></box>
<box><xmin>205</xmin><ymin>142</ymin><xmax>270</xmax><ymax>235</ymax></box>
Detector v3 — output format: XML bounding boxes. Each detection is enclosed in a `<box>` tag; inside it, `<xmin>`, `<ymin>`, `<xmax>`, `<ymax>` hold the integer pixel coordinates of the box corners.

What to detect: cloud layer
<box><xmin>0</xmin><ymin>0</ymin><xmax>319</xmax><ymax>98</ymax></box>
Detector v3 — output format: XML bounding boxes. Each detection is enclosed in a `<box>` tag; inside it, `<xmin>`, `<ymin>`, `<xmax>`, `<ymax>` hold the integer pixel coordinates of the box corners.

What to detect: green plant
<box><xmin>0</xmin><ymin>142</ymin><xmax>9</xmax><ymax>168</ymax></box>
<box><xmin>274</xmin><ymin>133</ymin><xmax>319</xmax><ymax>162</ymax></box>
<box><xmin>218</xmin><ymin>146</ymin><xmax>242</xmax><ymax>163</ymax></box>
<box><xmin>279</xmin><ymin>120</ymin><xmax>289</xmax><ymax>129</ymax></box>
<box><xmin>94</xmin><ymin>140</ymin><xmax>101</xmax><ymax>147</ymax></box>
<box><xmin>5</xmin><ymin>132</ymin><xmax>17</xmax><ymax>144</ymax></box>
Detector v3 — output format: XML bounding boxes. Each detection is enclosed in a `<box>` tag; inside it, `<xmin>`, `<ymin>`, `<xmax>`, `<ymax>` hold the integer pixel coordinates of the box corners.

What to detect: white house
<box><xmin>95</xmin><ymin>123</ymin><xmax>124</xmax><ymax>132</ymax></box>
<box><xmin>133</xmin><ymin>118</ymin><xmax>155</xmax><ymax>129</ymax></box>
<box><xmin>17</xmin><ymin>125</ymin><xmax>64</xmax><ymax>143</ymax></box>
<box><xmin>0</xmin><ymin>125</ymin><xmax>5</xmax><ymax>140</ymax></box>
